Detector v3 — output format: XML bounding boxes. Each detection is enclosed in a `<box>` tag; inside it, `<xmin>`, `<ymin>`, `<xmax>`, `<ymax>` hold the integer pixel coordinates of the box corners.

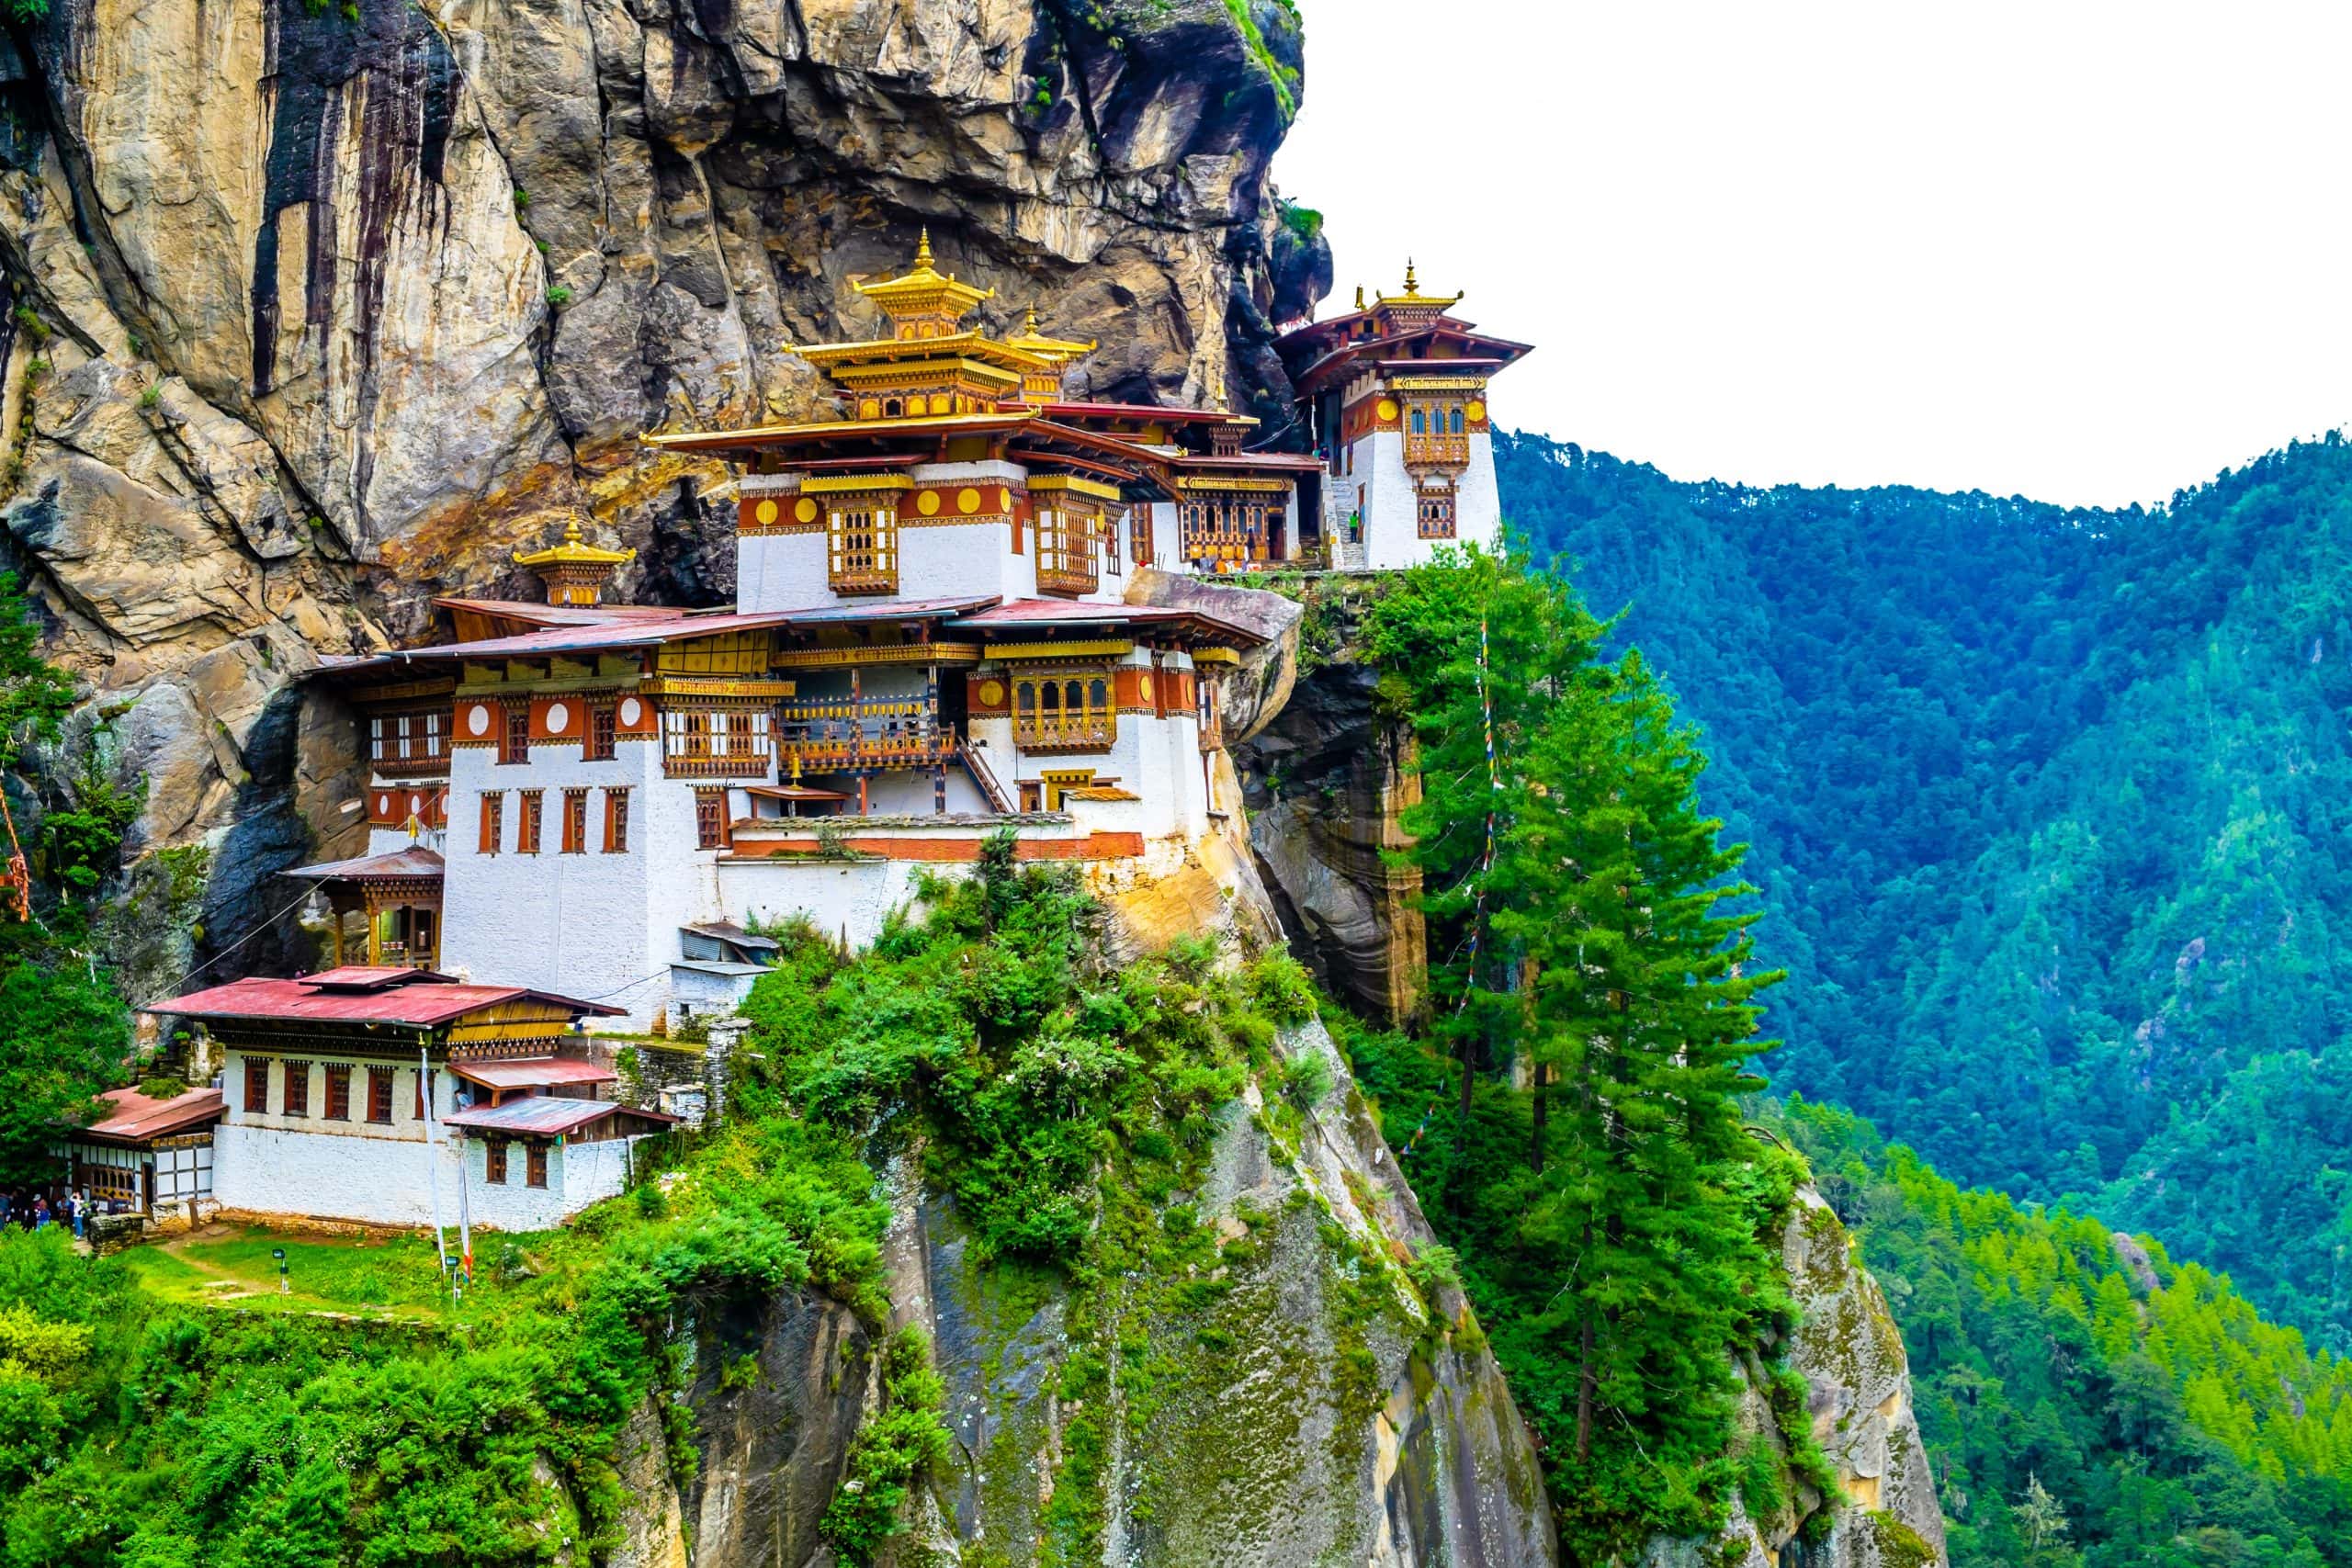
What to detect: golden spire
<box><xmin>1354</xmin><ymin>285</ymin><xmax>1364</xmax><ymax>310</ymax></box>
<box><xmin>1376</xmin><ymin>260</ymin><xmax>1463</xmax><ymax>310</ymax></box>
<box><xmin>1404</xmin><ymin>257</ymin><xmax>1417</xmax><ymax>293</ymax></box>
<box><xmin>915</xmin><ymin>227</ymin><xmax>934</xmax><ymax>269</ymax></box>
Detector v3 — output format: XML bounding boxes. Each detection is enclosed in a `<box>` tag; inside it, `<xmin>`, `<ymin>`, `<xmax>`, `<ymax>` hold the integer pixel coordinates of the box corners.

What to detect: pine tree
<box><xmin>1365</xmin><ymin>547</ymin><xmax>1787</xmax><ymax>1551</ymax></box>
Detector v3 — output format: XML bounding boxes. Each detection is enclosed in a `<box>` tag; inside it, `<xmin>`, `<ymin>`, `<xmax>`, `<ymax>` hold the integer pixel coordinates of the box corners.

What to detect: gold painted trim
<box><xmin>987</xmin><ymin>638</ymin><xmax>1133</xmax><ymax>660</ymax></box>
<box><xmin>1027</xmin><ymin>474</ymin><xmax>1124</xmax><ymax>502</ymax></box>
<box><xmin>640</xmin><ymin>676</ymin><xmax>798</xmax><ymax>699</ymax></box>
<box><xmin>1191</xmin><ymin>647</ymin><xmax>1240</xmax><ymax>666</ymax></box>
<box><xmin>1391</xmin><ymin>376</ymin><xmax>1488</xmax><ymax>391</ymax></box>
<box><xmin>1174</xmin><ymin>476</ymin><xmax>1294</xmax><ymax>494</ymax></box>
<box><xmin>771</xmin><ymin>643</ymin><xmax>984</xmax><ymax>670</ymax></box>
<box><xmin>803</xmin><ymin>474</ymin><xmax>916</xmax><ymax>495</ymax></box>
<box><xmin>900</xmin><ymin>510</ymin><xmax>1012</xmax><ymax>528</ymax></box>
<box><xmin>738</xmin><ymin>521</ymin><xmax>827</xmax><ymax>536</ymax></box>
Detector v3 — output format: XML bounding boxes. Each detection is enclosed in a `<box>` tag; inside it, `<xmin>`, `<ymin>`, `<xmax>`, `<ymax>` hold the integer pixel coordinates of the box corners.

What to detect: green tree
<box><xmin>0</xmin><ymin>962</ymin><xmax>130</xmax><ymax>1181</ymax></box>
<box><xmin>1363</xmin><ymin>547</ymin><xmax>1789</xmax><ymax>1553</ymax></box>
<box><xmin>0</xmin><ymin>571</ymin><xmax>74</xmax><ymax>768</ymax></box>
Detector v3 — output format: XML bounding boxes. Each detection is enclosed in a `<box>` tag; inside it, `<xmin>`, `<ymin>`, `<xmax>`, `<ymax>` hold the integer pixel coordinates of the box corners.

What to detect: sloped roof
<box><xmin>442</xmin><ymin>1096</ymin><xmax>678</xmax><ymax>1136</ymax></box>
<box><xmin>144</xmin><ymin>973</ymin><xmax>623</xmax><ymax>1026</ymax></box>
<box><xmin>282</xmin><ymin>848</ymin><xmax>446</xmax><ymax>882</ymax></box>
<box><xmin>450</xmin><ymin>1057</ymin><xmax>617</xmax><ymax>1091</ymax></box>
<box><xmin>74</xmin><ymin>1085</ymin><xmax>227</xmax><ymax>1143</ymax></box>
<box><xmin>944</xmin><ymin>599</ymin><xmax>1266</xmax><ymax>649</ymax></box>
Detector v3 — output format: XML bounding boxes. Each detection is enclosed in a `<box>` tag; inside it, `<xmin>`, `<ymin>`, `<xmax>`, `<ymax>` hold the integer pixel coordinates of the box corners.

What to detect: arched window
<box><xmin>1410</xmin><ymin>407</ymin><xmax>1427</xmax><ymax>434</ymax></box>
<box><xmin>1450</xmin><ymin>406</ymin><xmax>1464</xmax><ymax>434</ymax></box>
<box><xmin>884</xmin><ymin>398</ymin><xmax>903</xmax><ymax>418</ymax></box>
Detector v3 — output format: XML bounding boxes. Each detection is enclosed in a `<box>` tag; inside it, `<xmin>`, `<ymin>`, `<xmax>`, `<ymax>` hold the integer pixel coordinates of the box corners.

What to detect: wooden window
<box><xmin>1130</xmin><ymin>507</ymin><xmax>1154</xmax><ymax>565</ymax></box>
<box><xmin>561</xmin><ymin>788</ymin><xmax>588</xmax><ymax>853</ymax></box>
<box><xmin>478</xmin><ymin>792</ymin><xmax>503</xmax><ymax>855</ymax></box>
<box><xmin>368</xmin><ymin>707</ymin><xmax>448</xmax><ymax>775</ymax></box>
<box><xmin>1416</xmin><ymin>489</ymin><xmax>1456</xmax><ymax>539</ymax></box>
<box><xmin>695</xmin><ymin>788</ymin><xmax>729</xmax><ymax>851</ymax></box>
<box><xmin>486</xmin><ymin>1140</ymin><xmax>508</xmax><ymax>1184</ymax></box>
<box><xmin>1035</xmin><ymin>503</ymin><xmax>1101</xmax><ymax>596</ymax></box>
<box><xmin>324</xmin><ymin>1065</ymin><xmax>352</xmax><ymax>1121</ymax></box>
<box><xmin>367</xmin><ymin>1066</ymin><xmax>394</xmax><ymax>1125</ymax></box>
<box><xmin>586</xmin><ymin>702</ymin><xmax>617</xmax><ymax>761</ymax></box>
<box><xmin>662</xmin><ymin>706</ymin><xmax>770</xmax><ymax>778</ymax></box>
<box><xmin>413</xmin><ymin>1068</ymin><xmax>434</xmax><ymax>1122</ymax></box>
<box><xmin>1012</xmin><ymin>669</ymin><xmax>1116</xmax><ymax>753</ymax></box>
<box><xmin>283</xmin><ymin>1060</ymin><xmax>310</xmax><ymax>1118</ymax></box>
<box><xmin>526</xmin><ymin>1143</ymin><xmax>549</xmax><ymax>1189</ymax></box>
<box><xmin>516</xmin><ymin>789</ymin><xmax>543</xmax><ymax>854</ymax></box>
<box><xmin>605</xmin><ymin>788</ymin><xmax>630</xmax><ymax>853</ymax></box>
<box><xmin>826</xmin><ymin>503</ymin><xmax>899</xmax><ymax>594</ymax></box>
<box><xmin>243</xmin><ymin>1057</ymin><xmax>270</xmax><ymax>1118</ymax></box>
<box><xmin>500</xmin><ymin>703</ymin><xmax>529</xmax><ymax>764</ymax></box>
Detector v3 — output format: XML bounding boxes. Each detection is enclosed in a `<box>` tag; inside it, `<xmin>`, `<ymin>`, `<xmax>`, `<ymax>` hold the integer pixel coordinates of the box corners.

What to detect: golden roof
<box><xmin>513</xmin><ymin>518</ymin><xmax>635</xmax><ymax>569</ymax></box>
<box><xmin>1006</xmin><ymin>307</ymin><xmax>1098</xmax><ymax>364</ymax></box>
<box><xmin>1374</xmin><ymin>259</ymin><xmax>1464</xmax><ymax>311</ymax></box>
<box><xmin>852</xmin><ymin>229</ymin><xmax>994</xmax><ymax>323</ymax></box>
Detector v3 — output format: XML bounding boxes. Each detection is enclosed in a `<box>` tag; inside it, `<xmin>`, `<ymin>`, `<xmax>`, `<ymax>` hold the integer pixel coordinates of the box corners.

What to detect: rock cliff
<box><xmin>0</xmin><ymin>0</ymin><xmax>1327</xmax><ymax>973</ymax></box>
<box><xmin>613</xmin><ymin>1018</ymin><xmax>1559</xmax><ymax>1568</ymax></box>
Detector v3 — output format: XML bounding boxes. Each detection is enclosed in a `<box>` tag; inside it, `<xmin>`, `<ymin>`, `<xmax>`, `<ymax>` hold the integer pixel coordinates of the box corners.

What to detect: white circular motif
<box><xmin>467</xmin><ymin>704</ymin><xmax>491</xmax><ymax>737</ymax></box>
<box><xmin>547</xmin><ymin>702</ymin><xmax>570</xmax><ymax>734</ymax></box>
<box><xmin>409</xmin><ymin>794</ymin><xmax>424</xmax><ymax>817</ymax></box>
<box><xmin>619</xmin><ymin>697</ymin><xmax>642</xmax><ymax>727</ymax></box>
<box><xmin>377</xmin><ymin>793</ymin><xmax>391</xmax><ymax>816</ymax></box>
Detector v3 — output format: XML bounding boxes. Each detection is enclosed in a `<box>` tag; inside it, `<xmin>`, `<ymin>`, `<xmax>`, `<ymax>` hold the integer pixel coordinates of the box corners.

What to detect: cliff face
<box><xmin>0</xmin><ymin>0</ymin><xmax>1326</xmax><ymax>966</ymax></box>
<box><xmin>616</xmin><ymin>1018</ymin><xmax>1559</xmax><ymax>1568</ymax></box>
<box><xmin>1230</xmin><ymin>581</ymin><xmax>1428</xmax><ymax>1028</ymax></box>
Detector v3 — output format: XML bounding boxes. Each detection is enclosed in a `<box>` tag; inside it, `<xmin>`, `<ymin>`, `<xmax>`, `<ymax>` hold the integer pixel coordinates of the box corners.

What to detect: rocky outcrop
<box><xmin>613</xmin><ymin>1017</ymin><xmax>1557</xmax><ymax>1567</ymax></box>
<box><xmin>1644</xmin><ymin>1188</ymin><xmax>1948</xmax><ymax>1568</ymax></box>
<box><xmin>0</xmin><ymin>0</ymin><xmax>1329</xmax><ymax>962</ymax></box>
<box><xmin>1229</xmin><ymin>581</ymin><xmax>1427</xmax><ymax>1027</ymax></box>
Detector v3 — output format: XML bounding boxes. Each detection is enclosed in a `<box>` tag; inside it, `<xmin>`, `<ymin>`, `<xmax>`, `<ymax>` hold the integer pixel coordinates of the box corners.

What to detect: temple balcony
<box><xmin>1013</xmin><ymin>711</ymin><xmax>1117</xmax><ymax>754</ymax></box>
<box><xmin>775</xmin><ymin>695</ymin><xmax>957</xmax><ymax>772</ymax></box>
<box><xmin>1404</xmin><ymin>434</ymin><xmax>1471</xmax><ymax>471</ymax></box>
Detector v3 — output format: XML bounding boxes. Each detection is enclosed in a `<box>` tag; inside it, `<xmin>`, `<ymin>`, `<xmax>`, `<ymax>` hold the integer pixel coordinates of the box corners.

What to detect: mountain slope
<box><xmin>1498</xmin><ymin>429</ymin><xmax>2352</xmax><ymax>1348</ymax></box>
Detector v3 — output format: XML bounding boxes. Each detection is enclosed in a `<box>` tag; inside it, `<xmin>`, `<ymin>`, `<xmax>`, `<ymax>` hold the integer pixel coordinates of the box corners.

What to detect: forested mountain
<box><xmin>1496</xmin><ymin>429</ymin><xmax>2352</xmax><ymax>1348</ymax></box>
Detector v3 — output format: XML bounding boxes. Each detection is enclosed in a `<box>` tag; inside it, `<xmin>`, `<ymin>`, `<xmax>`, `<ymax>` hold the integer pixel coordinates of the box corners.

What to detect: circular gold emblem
<box><xmin>1138</xmin><ymin>673</ymin><xmax>1155</xmax><ymax>702</ymax></box>
<box><xmin>795</xmin><ymin>497</ymin><xmax>820</xmax><ymax>524</ymax></box>
<box><xmin>754</xmin><ymin>498</ymin><xmax>779</xmax><ymax>525</ymax></box>
<box><xmin>978</xmin><ymin>679</ymin><xmax>1006</xmax><ymax>707</ymax></box>
<box><xmin>1375</xmin><ymin>398</ymin><xmax>1399</xmax><ymax>423</ymax></box>
<box><xmin>918</xmin><ymin>489</ymin><xmax>941</xmax><ymax>516</ymax></box>
<box><xmin>957</xmin><ymin>487</ymin><xmax>982</xmax><ymax>514</ymax></box>
<box><xmin>1465</xmin><ymin>400</ymin><xmax>1487</xmax><ymax>423</ymax></box>
<box><xmin>997</xmin><ymin>488</ymin><xmax>1012</xmax><ymax>512</ymax></box>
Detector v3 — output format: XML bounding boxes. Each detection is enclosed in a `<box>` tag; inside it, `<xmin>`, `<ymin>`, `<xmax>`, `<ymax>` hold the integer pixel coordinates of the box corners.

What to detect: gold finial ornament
<box><xmin>1404</xmin><ymin>258</ymin><xmax>1417</xmax><ymax>293</ymax></box>
<box><xmin>1377</xmin><ymin>260</ymin><xmax>1464</xmax><ymax>311</ymax></box>
<box><xmin>1354</xmin><ymin>285</ymin><xmax>1365</xmax><ymax>310</ymax></box>
<box><xmin>915</xmin><ymin>227</ymin><xmax>934</xmax><ymax>268</ymax></box>
<box><xmin>514</xmin><ymin>515</ymin><xmax>635</xmax><ymax>606</ymax></box>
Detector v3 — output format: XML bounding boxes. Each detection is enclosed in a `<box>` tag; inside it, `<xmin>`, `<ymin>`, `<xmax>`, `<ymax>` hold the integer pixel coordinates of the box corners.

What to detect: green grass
<box><xmin>121</xmin><ymin>1225</ymin><xmax>453</xmax><ymax>1317</ymax></box>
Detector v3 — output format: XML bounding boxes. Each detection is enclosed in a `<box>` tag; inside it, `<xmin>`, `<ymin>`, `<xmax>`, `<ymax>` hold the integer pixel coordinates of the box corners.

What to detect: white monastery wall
<box><xmin>214</xmin><ymin>1121</ymin><xmax>462</xmax><ymax>1227</ymax></box>
<box><xmin>1456</xmin><ymin>432</ymin><xmax>1501</xmax><ymax>555</ymax></box>
<box><xmin>718</xmin><ymin>856</ymin><xmax>938</xmax><ymax>950</ymax></box>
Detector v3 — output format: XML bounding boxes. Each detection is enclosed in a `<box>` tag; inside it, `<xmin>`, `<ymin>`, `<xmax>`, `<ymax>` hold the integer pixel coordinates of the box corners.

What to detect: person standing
<box><xmin>30</xmin><ymin>1196</ymin><xmax>48</xmax><ymax>1230</ymax></box>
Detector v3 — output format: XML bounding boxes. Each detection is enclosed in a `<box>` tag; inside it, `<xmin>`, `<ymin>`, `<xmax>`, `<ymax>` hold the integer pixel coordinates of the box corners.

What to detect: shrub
<box><xmin>545</xmin><ymin>286</ymin><xmax>574</xmax><ymax>308</ymax></box>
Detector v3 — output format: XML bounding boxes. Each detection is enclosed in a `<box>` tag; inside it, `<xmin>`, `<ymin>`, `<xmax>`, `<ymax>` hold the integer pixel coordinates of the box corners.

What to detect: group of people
<box><xmin>0</xmin><ymin>1187</ymin><xmax>116</xmax><ymax>1238</ymax></box>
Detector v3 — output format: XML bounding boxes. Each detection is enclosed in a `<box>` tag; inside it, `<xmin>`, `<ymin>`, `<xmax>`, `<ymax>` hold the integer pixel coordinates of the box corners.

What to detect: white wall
<box><xmin>458</xmin><ymin>1134</ymin><xmax>644</xmax><ymax>1234</ymax></box>
<box><xmin>213</xmin><ymin>1121</ymin><xmax>462</xmax><ymax>1227</ymax></box>
<box><xmin>717</xmin><ymin>857</ymin><xmax>945</xmax><ymax>950</ymax></box>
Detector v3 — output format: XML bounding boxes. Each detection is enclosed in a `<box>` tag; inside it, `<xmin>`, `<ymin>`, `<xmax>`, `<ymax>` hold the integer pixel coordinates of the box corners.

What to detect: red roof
<box><xmin>944</xmin><ymin>598</ymin><xmax>1266</xmax><ymax>648</ymax></box>
<box><xmin>144</xmin><ymin>974</ymin><xmax>623</xmax><ymax>1026</ymax></box>
<box><xmin>75</xmin><ymin>1085</ymin><xmax>227</xmax><ymax>1144</ymax></box>
<box><xmin>450</xmin><ymin>1057</ymin><xmax>617</xmax><ymax>1091</ymax></box>
<box><xmin>443</xmin><ymin>1096</ymin><xmax>678</xmax><ymax>1136</ymax></box>
<box><xmin>379</xmin><ymin>610</ymin><xmax>796</xmax><ymax>663</ymax></box>
<box><xmin>282</xmin><ymin>848</ymin><xmax>445</xmax><ymax>882</ymax></box>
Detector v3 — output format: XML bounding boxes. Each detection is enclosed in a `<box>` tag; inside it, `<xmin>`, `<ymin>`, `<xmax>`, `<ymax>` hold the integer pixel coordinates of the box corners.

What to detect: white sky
<box><xmin>1272</xmin><ymin>3</ymin><xmax>2352</xmax><ymax>508</ymax></box>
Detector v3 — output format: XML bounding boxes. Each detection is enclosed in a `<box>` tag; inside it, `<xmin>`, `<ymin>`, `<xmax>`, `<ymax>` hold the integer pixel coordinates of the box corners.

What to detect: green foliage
<box><xmin>1278</xmin><ymin>199</ymin><xmax>1323</xmax><ymax>243</ymax></box>
<box><xmin>818</xmin><ymin>1329</ymin><xmax>951</xmax><ymax>1564</ymax></box>
<box><xmin>1352</xmin><ymin>549</ymin><xmax>1793</xmax><ymax>1557</ymax></box>
<box><xmin>1218</xmin><ymin>0</ymin><xmax>1298</xmax><ymax>119</ymax></box>
<box><xmin>34</xmin><ymin>759</ymin><xmax>141</xmax><ymax>893</ymax></box>
<box><xmin>0</xmin><ymin>571</ymin><xmax>75</xmax><ymax>768</ymax></box>
<box><xmin>739</xmin><ymin>831</ymin><xmax>1259</xmax><ymax>1266</ymax></box>
<box><xmin>1773</xmin><ymin>1095</ymin><xmax>2352</xmax><ymax>1566</ymax></box>
<box><xmin>0</xmin><ymin>1111</ymin><xmax>888</xmax><ymax>1564</ymax></box>
<box><xmin>0</xmin><ymin>960</ymin><xmax>130</xmax><ymax>1184</ymax></box>
<box><xmin>137</xmin><ymin>384</ymin><xmax>160</xmax><ymax>411</ymax></box>
<box><xmin>544</xmin><ymin>286</ymin><xmax>573</xmax><ymax>308</ymax></box>
<box><xmin>1496</xmin><ymin>428</ymin><xmax>2352</xmax><ymax>1353</ymax></box>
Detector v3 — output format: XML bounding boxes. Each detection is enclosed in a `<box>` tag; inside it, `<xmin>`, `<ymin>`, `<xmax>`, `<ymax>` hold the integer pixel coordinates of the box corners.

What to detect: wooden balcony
<box><xmin>1036</xmin><ymin>563</ymin><xmax>1100</xmax><ymax>596</ymax></box>
<box><xmin>662</xmin><ymin>747</ymin><xmax>773</xmax><ymax>780</ymax></box>
<box><xmin>1014</xmin><ymin>712</ymin><xmax>1117</xmax><ymax>754</ymax></box>
<box><xmin>775</xmin><ymin>697</ymin><xmax>956</xmax><ymax>772</ymax></box>
<box><xmin>369</xmin><ymin>752</ymin><xmax>452</xmax><ymax>779</ymax></box>
<box><xmin>1404</xmin><ymin>434</ymin><xmax>1470</xmax><ymax>470</ymax></box>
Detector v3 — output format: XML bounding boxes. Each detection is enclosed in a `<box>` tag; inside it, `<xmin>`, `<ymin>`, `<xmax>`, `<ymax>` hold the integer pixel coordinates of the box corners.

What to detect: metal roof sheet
<box><xmin>450</xmin><ymin>1057</ymin><xmax>617</xmax><ymax>1090</ymax></box>
<box><xmin>75</xmin><ymin>1086</ymin><xmax>227</xmax><ymax>1143</ymax></box>
<box><xmin>442</xmin><ymin>1095</ymin><xmax>678</xmax><ymax>1135</ymax></box>
<box><xmin>143</xmin><ymin>975</ymin><xmax>624</xmax><ymax>1025</ymax></box>
<box><xmin>282</xmin><ymin>847</ymin><xmax>446</xmax><ymax>882</ymax></box>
